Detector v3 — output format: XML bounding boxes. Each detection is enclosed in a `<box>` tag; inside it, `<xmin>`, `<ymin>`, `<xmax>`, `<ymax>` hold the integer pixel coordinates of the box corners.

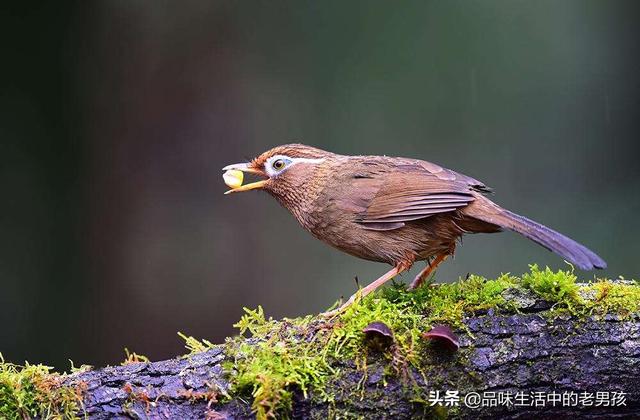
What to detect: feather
<box><xmin>359</xmin><ymin>221</ymin><xmax>406</xmax><ymax>231</ymax></box>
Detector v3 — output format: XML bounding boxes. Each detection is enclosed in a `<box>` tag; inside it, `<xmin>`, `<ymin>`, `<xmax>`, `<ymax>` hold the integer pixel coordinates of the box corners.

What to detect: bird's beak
<box><xmin>222</xmin><ymin>163</ymin><xmax>268</xmax><ymax>194</ymax></box>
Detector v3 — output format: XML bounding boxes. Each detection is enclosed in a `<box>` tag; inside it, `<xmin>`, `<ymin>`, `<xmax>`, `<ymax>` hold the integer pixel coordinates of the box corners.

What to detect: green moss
<box><xmin>122</xmin><ymin>348</ymin><xmax>150</xmax><ymax>365</ymax></box>
<box><xmin>521</xmin><ymin>264</ymin><xmax>580</xmax><ymax>305</ymax></box>
<box><xmin>582</xmin><ymin>280</ymin><xmax>640</xmax><ymax>317</ymax></box>
<box><xmin>387</xmin><ymin>273</ymin><xmax>517</xmax><ymax>331</ymax></box>
<box><xmin>223</xmin><ymin>308</ymin><xmax>329</xmax><ymax>419</ymax></box>
<box><xmin>204</xmin><ymin>266</ymin><xmax>639</xmax><ymax>419</ymax></box>
<box><xmin>520</xmin><ymin>264</ymin><xmax>640</xmax><ymax>318</ymax></box>
<box><xmin>2</xmin><ymin>266</ymin><xmax>636</xmax><ymax>420</ymax></box>
<box><xmin>177</xmin><ymin>332</ymin><xmax>216</xmax><ymax>354</ymax></box>
<box><xmin>0</xmin><ymin>354</ymin><xmax>84</xmax><ymax>419</ymax></box>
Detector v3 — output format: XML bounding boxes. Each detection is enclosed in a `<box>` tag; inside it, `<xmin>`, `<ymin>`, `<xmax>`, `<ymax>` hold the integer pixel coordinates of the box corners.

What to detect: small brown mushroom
<box><xmin>422</xmin><ymin>325</ymin><xmax>459</xmax><ymax>352</ymax></box>
<box><xmin>362</xmin><ymin>321</ymin><xmax>394</xmax><ymax>350</ymax></box>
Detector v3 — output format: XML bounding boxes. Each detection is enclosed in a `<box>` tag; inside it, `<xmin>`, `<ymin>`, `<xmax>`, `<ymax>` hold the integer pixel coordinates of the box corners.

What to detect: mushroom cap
<box><xmin>422</xmin><ymin>325</ymin><xmax>459</xmax><ymax>351</ymax></box>
<box><xmin>362</xmin><ymin>321</ymin><xmax>393</xmax><ymax>338</ymax></box>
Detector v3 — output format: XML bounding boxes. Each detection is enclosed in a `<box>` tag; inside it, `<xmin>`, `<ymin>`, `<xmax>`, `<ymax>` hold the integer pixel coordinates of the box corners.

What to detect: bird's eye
<box><xmin>272</xmin><ymin>159</ymin><xmax>286</xmax><ymax>171</ymax></box>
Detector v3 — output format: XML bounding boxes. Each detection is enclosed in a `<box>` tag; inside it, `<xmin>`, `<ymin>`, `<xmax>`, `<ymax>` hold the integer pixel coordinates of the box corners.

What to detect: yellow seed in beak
<box><xmin>223</xmin><ymin>170</ymin><xmax>244</xmax><ymax>189</ymax></box>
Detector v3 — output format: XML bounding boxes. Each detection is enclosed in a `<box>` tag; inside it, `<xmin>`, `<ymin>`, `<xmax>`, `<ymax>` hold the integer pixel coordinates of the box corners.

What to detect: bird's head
<box><xmin>223</xmin><ymin>144</ymin><xmax>335</xmax><ymax>204</ymax></box>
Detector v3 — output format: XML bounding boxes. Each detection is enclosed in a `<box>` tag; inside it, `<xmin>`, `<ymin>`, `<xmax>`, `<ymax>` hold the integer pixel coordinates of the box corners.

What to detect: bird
<box><xmin>223</xmin><ymin>144</ymin><xmax>606</xmax><ymax>316</ymax></box>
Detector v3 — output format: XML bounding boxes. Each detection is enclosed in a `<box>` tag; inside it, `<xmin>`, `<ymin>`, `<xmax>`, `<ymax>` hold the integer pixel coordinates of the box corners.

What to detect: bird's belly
<box><xmin>309</xmin><ymin>225</ymin><xmax>392</xmax><ymax>263</ymax></box>
<box><xmin>307</xmin><ymin>216</ymin><xmax>461</xmax><ymax>265</ymax></box>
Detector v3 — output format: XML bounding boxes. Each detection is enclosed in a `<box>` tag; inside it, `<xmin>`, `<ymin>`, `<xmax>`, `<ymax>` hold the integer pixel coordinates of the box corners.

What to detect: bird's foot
<box><xmin>320</xmin><ymin>263</ymin><xmax>407</xmax><ymax>318</ymax></box>
<box><xmin>408</xmin><ymin>253</ymin><xmax>449</xmax><ymax>290</ymax></box>
<box><xmin>319</xmin><ymin>295</ymin><xmax>357</xmax><ymax>318</ymax></box>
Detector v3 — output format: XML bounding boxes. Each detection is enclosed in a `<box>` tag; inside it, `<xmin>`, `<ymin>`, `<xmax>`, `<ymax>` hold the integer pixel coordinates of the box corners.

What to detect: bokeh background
<box><xmin>1</xmin><ymin>1</ymin><xmax>639</xmax><ymax>370</ymax></box>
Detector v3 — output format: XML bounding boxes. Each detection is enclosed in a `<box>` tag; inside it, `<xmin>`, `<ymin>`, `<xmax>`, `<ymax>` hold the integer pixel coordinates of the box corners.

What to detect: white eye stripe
<box><xmin>289</xmin><ymin>157</ymin><xmax>326</xmax><ymax>165</ymax></box>
<box><xmin>264</xmin><ymin>155</ymin><xmax>325</xmax><ymax>176</ymax></box>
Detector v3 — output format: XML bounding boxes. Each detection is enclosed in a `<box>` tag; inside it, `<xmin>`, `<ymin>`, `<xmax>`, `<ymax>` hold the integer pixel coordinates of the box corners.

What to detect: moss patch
<box><xmin>1</xmin><ymin>266</ymin><xmax>637</xmax><ymax>419</ymax></box>
<box><xmin>581</xmin><ymin>278</ymin><xmax>640</xmax><ymax>316</ymax></box>
<box><xmin>223</xmin><ymin>308</ymin><xmax>327</xmax><ymax>419</ymax></box>
<box><xmin>210</xmin><ymin>265</ymin><xmax>639</xmax><ymax>419</ymax></box>
<box><xmin>122</xmin><ymin>348</ymin><xmax>150</xmax><ymax>365</ymax></box>
<box><xmin>0</xmin><ymin>354</ymin><xmax>84</xmax><ymax>419</ymax></box>
<box><xmin>522</xmin><ymin>265</ymin><xmax>580</xmax><ymax>305</ymax></box>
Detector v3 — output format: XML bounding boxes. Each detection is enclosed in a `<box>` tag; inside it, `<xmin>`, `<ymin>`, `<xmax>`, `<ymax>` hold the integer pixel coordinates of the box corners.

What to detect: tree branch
<box><xmin>66</xmin><ymin>291</ymin><xmax>640</xmax><ymax>419</ymax></box>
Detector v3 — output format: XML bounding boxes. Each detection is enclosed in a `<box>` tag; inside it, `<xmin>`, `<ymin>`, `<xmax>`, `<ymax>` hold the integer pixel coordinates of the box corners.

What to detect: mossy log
<box><xmin>65</xmin><ymin>290</ymin><xmax>640</xmax><ymax>419</ymax></box>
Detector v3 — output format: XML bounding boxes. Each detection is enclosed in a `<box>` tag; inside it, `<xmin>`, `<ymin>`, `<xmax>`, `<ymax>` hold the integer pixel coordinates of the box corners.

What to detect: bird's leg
<box><xmin>409</xmin><ymin>253</ymin><xmax>449</xmax><ymax>290</ymax></box>
<box><xmin>320</xmin><ymin>262</ymin><xmax>409</xmax><ymax>318</ymax></box>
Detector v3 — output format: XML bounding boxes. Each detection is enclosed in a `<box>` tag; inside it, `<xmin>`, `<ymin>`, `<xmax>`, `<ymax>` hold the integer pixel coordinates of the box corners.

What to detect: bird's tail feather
<box><xmin>464</xmin><ymin>200</ymin><xmax>606</xmax><ymax>270</ymax></box>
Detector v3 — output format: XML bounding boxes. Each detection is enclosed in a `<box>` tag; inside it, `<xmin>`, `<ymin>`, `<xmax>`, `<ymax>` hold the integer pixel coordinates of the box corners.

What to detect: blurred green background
<box><xmin>1</xmin><ymin>1</ymin><xmax>639</xmax><ymax>370</ymax></box>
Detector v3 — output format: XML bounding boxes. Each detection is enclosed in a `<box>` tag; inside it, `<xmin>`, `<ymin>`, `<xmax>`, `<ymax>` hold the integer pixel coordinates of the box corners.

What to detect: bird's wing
<box><xmin>336</xmin><ymin>159</ymin><xmax>480</xmax><ymax>231</ymax></box>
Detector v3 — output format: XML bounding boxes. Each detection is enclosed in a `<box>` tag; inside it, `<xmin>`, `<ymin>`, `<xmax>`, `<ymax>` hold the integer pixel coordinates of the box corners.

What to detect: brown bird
<box><xmin>223</xmin><ymin>144</ymin><xmax>606</xmax><ymax>316</ymax></box>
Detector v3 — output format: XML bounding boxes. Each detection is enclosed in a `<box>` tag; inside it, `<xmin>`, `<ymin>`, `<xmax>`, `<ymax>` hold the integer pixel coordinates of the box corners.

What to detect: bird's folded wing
<box><xmin>344</xmin><ymin>168</ymin><xmax>477</xmax><ymax>230</ymax></box>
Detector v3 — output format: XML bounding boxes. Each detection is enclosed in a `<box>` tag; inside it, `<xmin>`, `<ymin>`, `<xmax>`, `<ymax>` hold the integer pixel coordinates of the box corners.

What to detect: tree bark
<box><xmin>65</xmin><ymin>300</ymin><xmax>640</xmax><ymax>419</ymax></box>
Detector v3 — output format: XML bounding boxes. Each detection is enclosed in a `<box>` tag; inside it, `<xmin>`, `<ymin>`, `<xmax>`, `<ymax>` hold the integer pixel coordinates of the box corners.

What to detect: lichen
<box><xmin>0</xmin><ymin>354</ymin><xmax>85</xmax><ymax>419</ymax></box>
